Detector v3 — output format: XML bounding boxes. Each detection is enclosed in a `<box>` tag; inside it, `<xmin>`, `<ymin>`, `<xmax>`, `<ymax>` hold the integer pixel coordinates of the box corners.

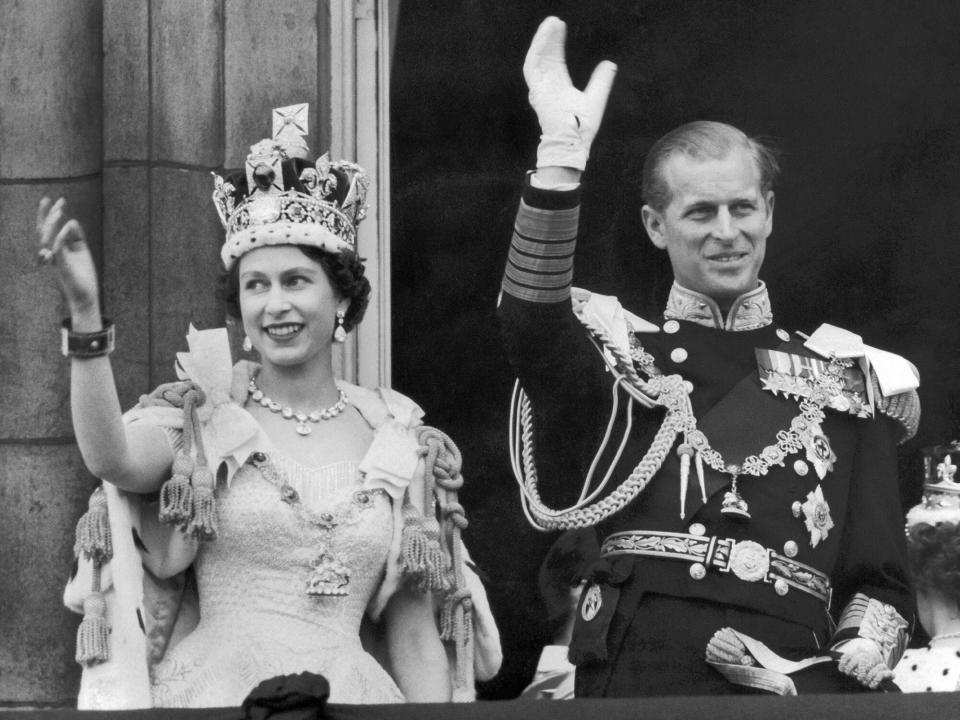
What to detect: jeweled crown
<box><xmin>212</xmin><ymin>103</ymin><xmax>369</xmax><ymax>269</ymax></box>
<box><xmin>906</xmin><ymin>441</ymin><xmax>960</xmax><ymax>527</ymax></box>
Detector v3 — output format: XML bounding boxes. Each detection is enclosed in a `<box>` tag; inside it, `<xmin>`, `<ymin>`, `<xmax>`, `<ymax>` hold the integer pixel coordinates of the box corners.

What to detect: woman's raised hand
<box><xmin>37</xmin><ymin>197</ymin><xmax>101</xmax><ymax>319</ymax></box>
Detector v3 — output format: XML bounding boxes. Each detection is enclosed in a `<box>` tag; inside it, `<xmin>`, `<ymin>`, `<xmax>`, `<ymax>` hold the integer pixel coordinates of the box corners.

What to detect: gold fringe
<box><xmin>188</xmin><ymin>465</ymin><xmax>218</xmax><ymax>540</ymax></box>
<box><xmin>159</xmin><ymin>452</ymin><xmax>195</xmax><ymax>527</ymax></box>
<box><xmin>400</xmin><ymin>502</ymin><xmax>449</xmax><ymax>592</ymax></box>
<box><xmin>74</xmin><ymin>486</ymin><xmax>112</xmax><ymax>565</ymax></box>
<box><xmin>74</xmin><ymin>488</ymin><xmax>114</xmax><ymax>667</ymax></box>
<box><xmin>150</xmin><ymin>384</ymin><xmax>219</xmax><ymax>539</ymax></box>
<box><xmin>76</xmin><ymin>591</ymin><xmax>109</xmax><ymax>666</ymax></box>
<box><xmin>414</xmin><ymin>426</ymin><xmax>475</xmax><ymax>690</ymax></box>
<box><xmin>440</xmin><ymin>590</ymin><xmax>474</xmax><ymax>689</ymax></box>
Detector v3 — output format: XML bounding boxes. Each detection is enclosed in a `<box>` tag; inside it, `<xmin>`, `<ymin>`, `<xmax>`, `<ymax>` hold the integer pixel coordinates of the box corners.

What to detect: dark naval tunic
<box><xmin>498</xmin><ymin>176</ymin><xmax>919</xmax><ymax>697</ymax></box>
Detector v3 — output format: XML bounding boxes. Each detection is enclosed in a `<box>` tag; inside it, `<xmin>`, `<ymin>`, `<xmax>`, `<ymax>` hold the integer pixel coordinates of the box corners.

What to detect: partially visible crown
<box><xmin>907</xmin><ymin>441</ymin><xmax>960</xmax><ymax>528</ymax></box>
<box><xmin>212</xmin><ymin>103</ymin><xmax>369</xmax><ymax>269</ymax></box>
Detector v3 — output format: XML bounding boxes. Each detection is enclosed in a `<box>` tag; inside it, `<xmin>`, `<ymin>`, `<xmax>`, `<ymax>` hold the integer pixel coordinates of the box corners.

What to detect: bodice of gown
<box><xmin>151</xmin><ymin>454</ymin><xmax>402</xmax><ymax>706</ymax></box>
<box><xmin>195</xmin><ymin>456</ymin><xmax>391</xmax><ymax>644</ymax></box>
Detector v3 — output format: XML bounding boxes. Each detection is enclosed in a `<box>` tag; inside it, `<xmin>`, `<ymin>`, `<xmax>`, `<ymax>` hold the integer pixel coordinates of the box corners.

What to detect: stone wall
<box><xmin>0</xmin><ymin>0</ymin><xmax>334</xmax><ymax>705</ymax></box>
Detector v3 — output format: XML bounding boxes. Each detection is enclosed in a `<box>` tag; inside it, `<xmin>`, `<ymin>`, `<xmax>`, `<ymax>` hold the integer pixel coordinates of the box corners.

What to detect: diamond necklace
<box><xmin>247</xmin><ymin>377</ymin><xmax>349</xmax><ymax>436</ymax></box>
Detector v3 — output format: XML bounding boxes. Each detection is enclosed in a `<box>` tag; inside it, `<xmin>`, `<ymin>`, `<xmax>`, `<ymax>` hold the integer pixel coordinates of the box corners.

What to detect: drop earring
<box><xmin>242</xmin><ymin>335</ymin><xmax>253</xmax><ymax>353</ymax></box>
<box><xmin>333</xmin><ymin>310</ymin><xmax>347</xmax><ymax>343</ymax></box>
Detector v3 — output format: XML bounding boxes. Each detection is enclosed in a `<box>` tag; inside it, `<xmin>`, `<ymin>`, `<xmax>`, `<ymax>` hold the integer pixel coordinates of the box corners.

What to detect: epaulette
<box><xmin>571</xmin><ymin>287</ymin><xmax>660</xmax><ymax>345</ymax></box>
<box><xmin>804</xmin><ymin>323</ymin><xmax>920</xmax><ymax>443</ymax></box>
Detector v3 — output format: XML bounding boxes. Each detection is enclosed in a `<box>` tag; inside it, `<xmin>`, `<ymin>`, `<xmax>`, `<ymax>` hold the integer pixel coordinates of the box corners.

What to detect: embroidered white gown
<box><xmin>150</xmin><ymin>455</ymin><xmax>405</xmax><ymax>706</ymax></box>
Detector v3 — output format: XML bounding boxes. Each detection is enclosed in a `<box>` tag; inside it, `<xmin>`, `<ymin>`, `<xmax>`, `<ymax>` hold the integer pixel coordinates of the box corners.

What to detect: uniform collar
<box><xmin>664</xmin><ymin>281</ymin><xmax>773</xmax><ymax>331</ymax></box>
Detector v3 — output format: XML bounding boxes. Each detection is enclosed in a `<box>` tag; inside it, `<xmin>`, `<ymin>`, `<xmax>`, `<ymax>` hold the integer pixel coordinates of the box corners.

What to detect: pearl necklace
<box><xmin>248</xmin><ymin>377</ymin><xmax>349</xmax><ymax>436</ymax></box>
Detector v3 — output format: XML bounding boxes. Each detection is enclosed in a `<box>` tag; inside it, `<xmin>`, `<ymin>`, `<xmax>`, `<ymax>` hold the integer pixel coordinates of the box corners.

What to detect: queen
<box><xmin>893</xmin><ymin>443</ymin><xmax>960</xmax><ymax>692</ymax></box>
<box><xmin>40</xmin><ymin>105</ymin><xmax>499</xmax><ymax>709</ymax></box>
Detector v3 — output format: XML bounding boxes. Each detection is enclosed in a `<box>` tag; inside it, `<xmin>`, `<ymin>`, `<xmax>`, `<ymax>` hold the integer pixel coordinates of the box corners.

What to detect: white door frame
<box><xmin>329</xmin><ymin>0</ymin><xmax>393</xmax><ymax>388</ymax></box>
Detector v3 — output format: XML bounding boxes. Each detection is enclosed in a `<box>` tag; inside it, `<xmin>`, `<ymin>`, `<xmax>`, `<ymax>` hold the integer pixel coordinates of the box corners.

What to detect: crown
<box><xmin>906</xmin><ymin>441</ymin><xmax>960</xmax><ymax>528</ymax></box>
<box><xmin>212</xmin><ymin>103</ymin><xmax>369</xmax><ymax>269</ymax></box>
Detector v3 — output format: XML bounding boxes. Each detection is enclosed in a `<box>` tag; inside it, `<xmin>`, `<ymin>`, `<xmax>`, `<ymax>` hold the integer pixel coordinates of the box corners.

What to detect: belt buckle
<box><xmin>725</xmin><ymin>540</ymin><xmax>771</xmax><ymax>583</ymax></box>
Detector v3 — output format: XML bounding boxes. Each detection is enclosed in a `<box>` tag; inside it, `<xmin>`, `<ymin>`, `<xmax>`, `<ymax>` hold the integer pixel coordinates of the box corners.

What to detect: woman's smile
<box><xmin>264</xmin><ymin>322</ymin><xmax>305</xmax><ymax>340</ymax></box>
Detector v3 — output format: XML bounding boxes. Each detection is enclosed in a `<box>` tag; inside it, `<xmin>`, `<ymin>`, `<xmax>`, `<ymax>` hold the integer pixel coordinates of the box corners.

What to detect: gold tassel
<box><xmin>74</xmin><ymin>488</ymin><xmax>113</xmax><ymax>666</ymax></box>
<box><xmin>188</xmin><ymin>464</ymin><xmax>218</xmax><ymax>540</ymax></box>
<box><xmin>159</xmin><ymin>452</ymin><xmax>195</xmax><ymax>527</ymax></box>
<box><xmin>415</xmin><ymin>426</ymin><xmax>475</xmax><ymax>691</ymax></box>
<box><xmin>439</xmin><ymin>595</ymin><xmax>455</xmax><ymax>641</ymax></box>
<box><xmin>74</xmin><ymin>486</ymin><xmax>112</xmax><ymax>565</ymax></box>
<box><xmin>457</xmin><ymin>600</ymin><xmax>474</xmax><ymax>690</ymax></box>
<box><xmin>181</xmin><ymin>389</ymin><xmax>218</xmax><ymax>540</ymax></box>
<box><xmin>76</xmin><ymin>591</ymin><xmax>109</xmax><ymax>666</ymax></box>
<box><xmin>400</xmin><ymin>502</ymin><xmax>449</xmax><ymax>592</ymax></box>
<box><xmin>440</xmin><ymin>590</ymin><xmax>473</xmax><ymax>689</ymax></box>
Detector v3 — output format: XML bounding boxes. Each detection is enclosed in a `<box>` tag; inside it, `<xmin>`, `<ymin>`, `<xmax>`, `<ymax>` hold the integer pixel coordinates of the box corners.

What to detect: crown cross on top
<box><xmin>273</xmin><ymin>103</ymin><xmax>308</xmax><ymax>140</ymax></box>
<box><xmin>938</xmin><ymin>454</ymin><xmax>958</xmax><ymax>484</ymax></box>
<box><xmin>211</xmin><ymin>103</ymin><xmax>370</xmax><ymax>269</ymax></box>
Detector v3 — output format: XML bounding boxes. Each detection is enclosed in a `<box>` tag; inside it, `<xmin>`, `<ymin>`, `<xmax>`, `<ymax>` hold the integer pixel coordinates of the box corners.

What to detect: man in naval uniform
<box><xmin>499</xmin><ymin>17</ymin><xmax>921</xmax><ymax>697</ymax></box>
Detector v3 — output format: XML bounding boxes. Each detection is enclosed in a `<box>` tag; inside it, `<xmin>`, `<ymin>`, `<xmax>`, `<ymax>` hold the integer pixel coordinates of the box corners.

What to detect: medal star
<box><xmin>803</xmin><ymin>422</ymin><xmax>837</xmax><ymax>480</ymax></box>
<box><xmin>761</xmin><ymin>372</ymin><xmax>783</xmax><ymax>397</ymax></box>
<box><xmin>801</xmin><ymin>484</ymin><xmax>834</xmax><ymax>548</ymax></box>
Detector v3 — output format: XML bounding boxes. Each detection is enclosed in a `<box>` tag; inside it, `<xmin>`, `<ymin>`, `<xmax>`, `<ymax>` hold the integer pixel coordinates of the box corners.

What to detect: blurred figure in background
<box><xmin>522</xmin><ymin>529</ymin><xmax>600</xmax><ymax>700</ymax></box>
<box><xmin>894</xmin><ymin>443</ymin><xmax>960</xmax><ymax>692</ymax></box>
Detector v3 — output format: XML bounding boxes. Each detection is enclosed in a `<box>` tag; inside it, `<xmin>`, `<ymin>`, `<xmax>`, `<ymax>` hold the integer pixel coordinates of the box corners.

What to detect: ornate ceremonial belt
<box><xmin>601</xmin><ymin>530</ymin><xmax>832</xmax><ymax>605</ymax></box>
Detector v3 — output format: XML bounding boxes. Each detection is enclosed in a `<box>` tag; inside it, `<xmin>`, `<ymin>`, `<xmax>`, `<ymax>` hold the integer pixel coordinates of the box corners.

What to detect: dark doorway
<box><xmin>391</xmin><ymin>0</ymin><xmax>960</xmax><ymax>697</ymax></box>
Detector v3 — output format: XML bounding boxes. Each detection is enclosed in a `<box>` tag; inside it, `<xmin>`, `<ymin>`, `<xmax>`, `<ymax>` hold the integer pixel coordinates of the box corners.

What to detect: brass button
<box><xmin>791</xmin><ymin>501</ymin><xmax>803</xmax><ymax>518</ymax></box>
<box><xmin>793</xmin><ymin>460</ymin><xmax>809</xmax><ymax>476</ymax></box>
<box><xmin>783</xmin><ymin>541</ymin><xmax>799</xmax><ymax>558</ymax></box>
<box><xmin>689</xmin><ymin>523</ymin><xmax>706</xmax><ymax>536</ymax></box>
<box><xmin>663</xmin><ymin>320</ymin><xmax>680</xmax><ymax>334</ymax></box>
<box><xmin>683</xmin><ymin>380</ymin><xmax>695</xmax><ymax>394</ymax></box>
<box><xmin>690</xmin><ymin>562</ymin><xmax>707</xmax><ymax>580</ymax></box>
<box><xmin>670</xmin><ymin>347</ymin><xmax>688</xmax><ymax>363</ymax></box>
<box><xmin>774</xmin><ymin>579</ymin><xmax>789</xmax><ymax>596</ymax></box>
<box><xmin>776</xmin><ymin>328</ymin><xmax>791</xmax><ymax>342</ymax></box>
<box><xmin>581</xmin><ymin>584</ymin><xmax>603</xmax><ymax>621</ymax></box>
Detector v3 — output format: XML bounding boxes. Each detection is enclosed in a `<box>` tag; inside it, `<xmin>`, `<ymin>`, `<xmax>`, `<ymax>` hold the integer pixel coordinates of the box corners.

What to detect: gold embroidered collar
<box><xmin>664</xmin><ymin>281</ymin><xmax>772</xmax><ymax>331</ymax></box>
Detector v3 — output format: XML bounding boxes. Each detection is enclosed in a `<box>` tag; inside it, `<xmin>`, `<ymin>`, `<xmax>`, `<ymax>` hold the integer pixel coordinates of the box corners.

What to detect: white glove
<box><xmin>836</xmin><ymin>638</ymin><xmax>894</xmax><ymax>689</ymax></box>
<box><xmin>705</xmin><ymin>627</ymin><xmax>755</xmax><ymax>666</ymax></box>
<box><xmin>523</xmin><ymin>16</ymin><xmax>617</xmax><ymax>171</ymax></box>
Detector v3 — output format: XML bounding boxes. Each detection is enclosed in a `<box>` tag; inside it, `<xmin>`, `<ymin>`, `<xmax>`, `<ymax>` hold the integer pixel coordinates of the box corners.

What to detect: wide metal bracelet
<box><xmin>61</xmin><ymin>318</ymin><xmax>115</xmax><ymax>358</ymax></box>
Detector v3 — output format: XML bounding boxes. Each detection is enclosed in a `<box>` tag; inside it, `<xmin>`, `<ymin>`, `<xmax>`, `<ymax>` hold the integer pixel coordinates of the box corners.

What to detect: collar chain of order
<box><xmin>512</xmin><ymin>311</ymin><xmax>849</xmax><ymax>530</ymax></box>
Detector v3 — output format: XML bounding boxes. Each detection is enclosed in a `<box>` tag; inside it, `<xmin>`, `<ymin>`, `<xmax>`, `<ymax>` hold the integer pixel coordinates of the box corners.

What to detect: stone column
<box><xmin>0</xmin><ymin>0</ymin><xmax>341</xmax><ymax>705</ymax></box>
<box><xmin>0</xmin><ymin>0</ymin><xmax>103</xmax><ymax>704</ymax></box>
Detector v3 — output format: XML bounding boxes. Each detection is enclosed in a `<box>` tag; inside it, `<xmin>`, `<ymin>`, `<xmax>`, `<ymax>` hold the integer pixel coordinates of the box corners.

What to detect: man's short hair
<box><xmin>641</xmin><ymin>120</ymin><xmax>780</xmax><ymax>212</ymax></box>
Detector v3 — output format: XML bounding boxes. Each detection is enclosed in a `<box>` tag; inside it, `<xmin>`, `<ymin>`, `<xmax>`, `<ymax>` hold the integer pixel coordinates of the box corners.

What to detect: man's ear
<box><xmin>764</xmin><ymin>190</ymin><xmax>775</xmax><ymax>235</ymax></box>
<box><xmin>641</xmin><ymin>205</ymin><xmax>667</xmax><ymax>249</ymax></box>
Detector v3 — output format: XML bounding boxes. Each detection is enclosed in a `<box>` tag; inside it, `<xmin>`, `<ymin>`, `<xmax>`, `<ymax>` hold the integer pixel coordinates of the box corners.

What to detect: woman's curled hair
<box><xmin>907</xmin><ymin>521</ymin><xmax>960</xmax><ymax>601</ymax></box>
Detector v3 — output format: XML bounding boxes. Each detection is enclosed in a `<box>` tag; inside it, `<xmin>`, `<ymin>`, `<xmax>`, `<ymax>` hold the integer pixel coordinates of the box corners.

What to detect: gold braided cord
<box><xmin>415</xmin><ymin>427</ymin><xmax>474</xmax><ymax>693</ymax></box>
<box><xmin>513</xmin><ymin>314</ymin><xmax>685</xmax><ymax>531</ymax></box>
<box><xmin>512</xmin><ymin>307</ymin><xmax>852</xmax><ymax>531</ymax></box>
